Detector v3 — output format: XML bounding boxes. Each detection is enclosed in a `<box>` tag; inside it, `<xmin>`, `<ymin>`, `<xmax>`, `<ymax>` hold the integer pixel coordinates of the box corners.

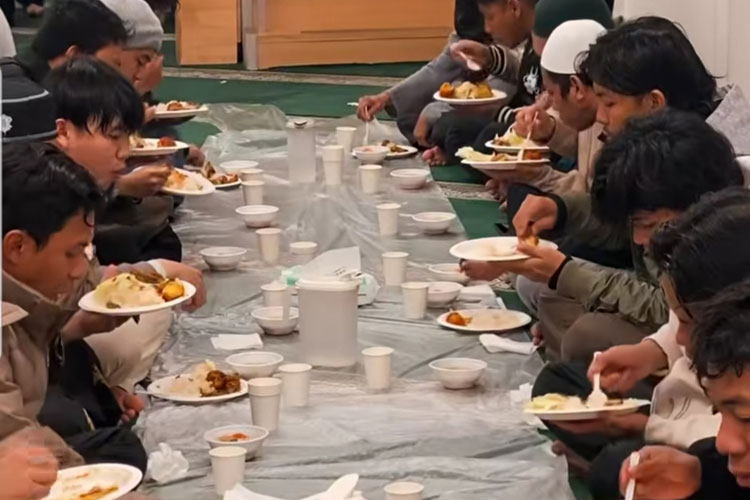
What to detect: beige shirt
<box><xmin>526</xmin><ymin>118</ymin><xmax>604</xmax><ymax>195</ymax></box>
<box><xmin>645</xmin><ymin>312</ymin><xmax>721</xmax><ymax>449</ymax></box>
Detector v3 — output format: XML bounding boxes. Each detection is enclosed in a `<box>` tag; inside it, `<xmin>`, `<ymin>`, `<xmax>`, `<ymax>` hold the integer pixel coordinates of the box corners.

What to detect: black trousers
<box><xmin>429</xmin><ymin>111</ymin><xmax>509</xmax><ymax>161</ymax></box>
<box><xmin>532</xmin><ymin>362</ymin><xmax>654</xmax><ymax>500</ymax></box>
<box><xmin>38</xmin><ymin>340</ymin><xmax>147</xmax><ymax>473</ymax></box>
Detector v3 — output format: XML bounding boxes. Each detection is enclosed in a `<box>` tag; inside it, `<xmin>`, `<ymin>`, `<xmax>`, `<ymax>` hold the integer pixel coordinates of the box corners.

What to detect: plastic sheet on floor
<box><xmin>136</xmin><ymin>104</ymin><xmax>573</xmax><ymax>500</ymax></box>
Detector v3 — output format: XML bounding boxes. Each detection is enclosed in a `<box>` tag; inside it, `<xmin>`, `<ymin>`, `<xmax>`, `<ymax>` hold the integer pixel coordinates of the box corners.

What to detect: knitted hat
<box><xmin>1</xmin><ymin>58</ymin><xmax>57</xmax><ymax>144</ymax></box>
<box><xmin>533</xmin><ymin>0</ymin><xmax>613</xmax><ymax>39</ymax></box>
<box><xmin>99</xmin><ymin>0</ymin><xmax>163</xmax><ymax>51</ymax></box>
<box><xmin>541</xmin><ymin>19</ymin><xmax>606</xmax><ymax>74</ymax></box>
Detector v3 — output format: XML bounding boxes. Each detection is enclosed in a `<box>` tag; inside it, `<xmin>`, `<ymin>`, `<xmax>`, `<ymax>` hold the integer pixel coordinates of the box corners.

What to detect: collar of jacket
<box><xmin>2</xmin><ymin>271</ymin><xmax>70</xmax><ymax>340</ymax></box>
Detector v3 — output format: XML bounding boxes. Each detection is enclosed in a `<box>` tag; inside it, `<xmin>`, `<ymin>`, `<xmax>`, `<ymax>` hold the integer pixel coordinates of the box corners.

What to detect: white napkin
<box><xmin>479</xmin><ymin>334</ymin><xmax>537</xmax><ymax>355</ymax></box>
<box><xmin>147</xmin><ymin>443</ymin><xmax>189</xmax><ymax>484</ymax></box>
<box><xmin>211</xmin><ymin>333</ymin><xmax>264</xmax><ymax>351</ymax></box>
<box><xmin>458</xmin><ymin>284</ymin><xmax>496</xmax><ymax>302</ymax></box>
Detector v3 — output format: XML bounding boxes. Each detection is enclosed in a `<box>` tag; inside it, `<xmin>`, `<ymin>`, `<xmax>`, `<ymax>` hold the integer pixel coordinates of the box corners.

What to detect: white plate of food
<box><xmin>78</xmin><ymin>271</ymin><xmax>196</xmax><ymax>316</ymax></box>
<box><xmin>381</xmin><ymin>140</ymin><xmax>419</xmax><ymax>159</ymax></box>
<box><xmin>129</xmin><ymin>136</ymin><xmax>189</xmax><ymax>156</ymax></box>
<box><xmin>458</xmin><ymin>147</ymin><xmax>548</xmax><ymax>171</ymax></box>
<box><xmin>437</xmin><ymin>309</ymin><xmax>532</xmax><ymax>333</ymax></box>
<box><xmin>41</xmin><ymin>463</ymin><xmax>143</xmax><ymax>500</ymax></box>
<box><xmin>433</xmin><ymin>81</ymin><xmax>507</xmax><ymax>106</ymax></box>
<box><xmin>486</xmin><ymin>127</ymin><xmax>550</xmax><ymax>153</ymax></box>
<box><xmin>153</xmin><ymin>100</ymin><xmax>208</xmax><ymax>119</ymax></box>
<box><xmin>525</xmin><ymin>393</ymin><xmax>651</xmax><ymax>421</ymax></box>
<box><xmin>450</xmin><ymin>236</ymin><xmax>557</xmax><ymax>262</ymax></box>
<box><xmin>198</xmin><ymin>162</ymin><xmax>240</xmax><ymax>189</ymax></box>
<box><xmin>147</xmin><ymin>361</ymin><xmax>248</xmax><ymax>404</ymax></box>
<box><xmin>161</xmin><ymin>168</ymin><xmax>216</xmax><ymax>196</ymax></box>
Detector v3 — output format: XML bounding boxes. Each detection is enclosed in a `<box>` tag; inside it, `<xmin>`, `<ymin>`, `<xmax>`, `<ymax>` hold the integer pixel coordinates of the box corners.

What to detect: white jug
<box><xmin>298</xmin><ymin>276</ymin><xmax>359</xmax><ymax>367</ymax></box>
<box><xmin>286</xmin><ymin>119</ymin><xmax>317</xmax><ymax>183</ymax></box>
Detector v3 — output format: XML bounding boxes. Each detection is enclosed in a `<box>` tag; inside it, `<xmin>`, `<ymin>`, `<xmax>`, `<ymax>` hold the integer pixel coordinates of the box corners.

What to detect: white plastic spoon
<box><xmin>460</xmin><ymin>51</ymin><xmax>482</xmax><ymax>72</ymax></box>
<box><xmin>516</xmin><ymin>111</ymin><xmax>538</xmax><ymax>161</ymax></box>
<box><xmin>624</xmin><ymin>452</ymin><xmax>641</xmax><ymax>500</ymax></box>
<box><xmin>587</xmin><ymin>351</ymin><xmax>608</xmax><ymax>408</ymax></box>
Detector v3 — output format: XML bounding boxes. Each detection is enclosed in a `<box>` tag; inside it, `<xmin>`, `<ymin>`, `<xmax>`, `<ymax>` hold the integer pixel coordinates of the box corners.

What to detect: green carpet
<box><xmin>156</xmin><ymin>77</ymin><xmax>386</xmax><ymax>118</ymax></box>
<box><xmin>431</xmin><ymin>163</ymin><xmax>488</xmax><ymax>185</ymax></box>
<box><xmin>271</xmin><ymin>62</ymin><xmax>425</xmax><ymax>78</ymax></box>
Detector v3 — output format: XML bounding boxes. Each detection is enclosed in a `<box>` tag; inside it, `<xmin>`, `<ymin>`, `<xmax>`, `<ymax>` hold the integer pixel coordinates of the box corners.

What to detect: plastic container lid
<box><xmin>297</xmin><ymin>276</ymin><xmax>360</xmax><ymax>292</ymax></box>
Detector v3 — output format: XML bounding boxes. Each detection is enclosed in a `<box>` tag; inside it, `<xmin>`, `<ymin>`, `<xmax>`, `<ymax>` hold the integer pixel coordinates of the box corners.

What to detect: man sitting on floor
<box><xmin>43</xmin><ymin>56</ymin><xmax>205</xmax><ymax>401</ymax></box>
<box><xmin>617</xmin><ymin>193</ymin><xmax>750</xmax><ymax>499</ymax></box>
<box><xmin>463</xmin><ymin>110</ymin><xmax>744</xmax><ymax>362</ymax></box>
<box><xmin>1</xmin><ymin>144</ymin><xmax>146</xmax><ymax>470</ymax></box>
<box><xmin>356</xmin><ymin>0</ymin><xmax>497</xmax><ymax>144</ymax></box>
<box><xmin>424</xmin><ymin>0</ymin><xmax>613</xmax><ymax>166</ymax></box>
<box><xmin>530</xmin><ymin>187</ymin><xmax>750</xmax><ymax>499</ymax></box>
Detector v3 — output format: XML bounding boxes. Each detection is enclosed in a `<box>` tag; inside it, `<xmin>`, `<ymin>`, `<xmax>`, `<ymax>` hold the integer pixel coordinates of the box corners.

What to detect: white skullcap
<box><xmin>541</xmin><ymin>19</ymin><xmax>606</xmax><ymax>75</ymax></box>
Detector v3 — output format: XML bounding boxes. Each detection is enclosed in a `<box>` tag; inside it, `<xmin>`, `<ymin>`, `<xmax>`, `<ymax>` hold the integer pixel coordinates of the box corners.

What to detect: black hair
<box><xmin>579</xmin><ymin>16</ymin><xmax>717</xmax><ymax>118</ymax></box>
<box><xmin>652</xmin><ymin>188</ymin><xmax>750</xmax><ymax>307</ymax></box>
<box><xmin>692</xmin><ymin>279</ymin><xmax>750</xmax><ymax>380</ymax></box>
<box><xmin>2</xmin><ymin>143</ymin><xmax>102</xmax><ymax>247</ymax></box>
<box><xmin>478</xmin><ymin>0</ymin><xmax>539</xmax><ymax>6</ymax></box>
<box><xmin>591</xmin><ymin>109</ymin><xmax>743</xmax><ymax>227</ymax></box>
<box><xmin>31</xmin><ymin>0</ymin><xmax>128</xmax><ymax>61</ymax></box>
<box><xmin>44</xmin><ymin>56</ymin><xmax>144</xmax><ymax>135</ymax></box>
<box><xmin>542</xmin><ymin>69</ymin><xmax>573</xmax><ymax>96</ymax></box>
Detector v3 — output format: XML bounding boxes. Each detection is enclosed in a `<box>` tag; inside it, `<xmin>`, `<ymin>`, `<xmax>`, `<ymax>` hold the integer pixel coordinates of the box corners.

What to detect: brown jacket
<box><xmin>0</xmin><ymin>273</ymin><xmax>83</xmax><ymax>466</ymax></box>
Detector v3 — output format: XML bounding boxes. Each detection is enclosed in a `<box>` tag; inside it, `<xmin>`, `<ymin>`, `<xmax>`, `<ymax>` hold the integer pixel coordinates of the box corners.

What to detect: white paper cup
<box><xmin>278</xmin><ymin>363</ymin><xmax>312</xmax><ymax>407</ymax></box>
<box><xmin>323</xmin><ymin>160</ymin><xmax>343</xmax><ymax>186</ymax></box>
<box><xmin>382</xmin><ymin>251</ymin><xmax>409</xmax><ymax>286</ymax></box>
<box><xmin>256</xmin><ymin>228</ymin><xmax>282</xmax><ymax>265</ymax></box>
<box><xmin>248</xmin><ymin>377</ymin><xmax>282</xmax><ymax>431</ymax></box>
<box><xmin>401</xmin><ymin>282</ymin><xmax>429</xmax><ymax>320</ymax></box>
<box><xmin>240</xmin><ymin>168</ymin><xmax>263</xmax><ymax>182</ymax></box>
<box><xmin>321</xmin><ymin>144</ymin><xmax>345</xmax><ymax>163</ymax></box>
<box><xmin>384</xmin><ymin>481</ymin><xmax>424</xmax><ymax>500</ymax></box>
<box><xmin>336</xmin><ymin>126</ymin><xmax>356</xmax><ymax>153</ymax></box>
<box><xmin>289</xmin><ymin>241</ymin><xmax>318</xmax><ymax>265</ymax></box>
<box><xmin>362</xmin><ymin>346</ymin><xmax>394</xmax><ymax>390</ymax></box>
<box><xmin>261</xmin><ymin>282</ymin><xmax>288</xmax><ymax>307</ymax></box>
<box><xmin>241</xmin><ymin>180</ymin><xmax>265</xmax><ymax>206</ymax></box>
<box><xmin>209</xmin><ymin>446</ymin><xmax>247</xmax><ymax>495</ymax></box>
<box><xmin>360</xmin><ymin>164</ymin><xmax>382</xmax><ymax>194</ymax></box>
<box><xmin>376</xmin><ymin>203</ymin><xmax>401</xmax><ymax>236</ymax></box>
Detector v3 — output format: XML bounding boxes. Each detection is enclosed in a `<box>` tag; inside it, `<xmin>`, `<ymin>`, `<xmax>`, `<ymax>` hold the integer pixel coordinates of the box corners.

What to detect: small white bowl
<box><xmin>236</xmin><ymin>205</ymin><xmax>279</xmax><ymax>228</ymax></box>
<box><xmin>427</xmin><ymin>281</ymin><xmax>463</xmax><ymax>307</ymax></box>
<box><xmin>220</xmin><ymin>160</ymin><xmax>259</xmax><ymax>173</ymax></box>
<box><xmin>353</xmin><ymin>145</ymin><xmax>389</xmax><ymax>164</ymax></box>
<box><xmin>429</xmin><ymin>358</ymin><xmax>487</xmax><ymax>389</ymax></box>
<box><xmin>251</xmin><ymin>306</ymin><xmax>299</xmax><ymax>335</ymax></box>
<box><xmin>413</xmin><ymin>212</ymin><xmax>457</xmax><ymax>234</ymax></box>
<box><xmin>390</xmin><ymin>169</ymin><xmax>431</xmax><ymax>190</ymax></box>
<box><xmin>225</xmin><ymin>351</ymin><xmax>284</xmax><ymax>379</ymax></box>
<box><xmin>200</xmin><ymin>246</ymin><xmax>247</xmax><ymax>271</ymax></box>
<box><xmin>203</xmin><ymin>425</ymin><xmax>269</xmax><ymax>457</ymax></box>
<box><xmin>428</xmin><ymin>263</ymin><xmax>470</xmax><ymax>285</ymax></box>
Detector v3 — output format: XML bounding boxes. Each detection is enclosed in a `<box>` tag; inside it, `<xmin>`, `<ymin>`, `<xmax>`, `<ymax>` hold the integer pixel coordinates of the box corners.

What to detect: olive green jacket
<box><xmin>552</xmin><ymin>192</ymin><xmax>669</xmax><ymax>330</ymax></box>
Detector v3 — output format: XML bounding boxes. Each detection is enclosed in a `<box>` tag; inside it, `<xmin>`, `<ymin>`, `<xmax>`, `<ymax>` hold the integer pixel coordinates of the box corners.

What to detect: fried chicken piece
<box><xmin>439</xmin><ymin>82</ymin><xmax>455</xmax><ymax>98</ymax></box>
<box><xmin>522</xmin><ymin>150</ymin><xmax>544</xmax><ymax>161</ymax></box>
<box><xmin>157</xmin><ymin>136</ymin><xmax>177</xmax><ymax>147</ymax></box>
<box><xmin>166</xmin><ymin>101</ymin><xmax>183</xmax><ymax>111</ymax></box>
<box><xmin>520</xmin><ymin>234</ymin><xmax>539</xmax><ymax>247</ymax></box>
<box><xmin>204</xmin><ymin>370</ymin><xmax>241</xmax><ymax>396</ymax></box>
<box><xmin>159</xmin><ymin>280</ymin><xmax>185</xmax><ymax>301</ymax></box>
<box><xmin>446</xmin><ymin>311</ymin><xmax>471</xmax><ymax>326</ymax></box>
<box><xmin>131</xmin><ymin>269</ymin><xmax>166</xmax><ymax>285</ymax></box>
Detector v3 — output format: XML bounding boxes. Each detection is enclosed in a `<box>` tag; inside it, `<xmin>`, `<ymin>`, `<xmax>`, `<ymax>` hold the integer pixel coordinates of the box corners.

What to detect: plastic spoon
<box><xmin>587</xmin><ymin>351</ymin><xmax>608</xmax><ymax>408</ymax></box>
<box><xmin>517</xmin><ymin>111</ymin><xmax>538</xmax><ymax>161</ymax></box>
<box><xmin>624</xmin><ymin>452</ymin><xmax>641</xmax><ymax>500</ymax></box>
<box><xmin>460</xmin><ymin>52</ymin><xmax>482</xmax><ymax>72</ymax></box>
